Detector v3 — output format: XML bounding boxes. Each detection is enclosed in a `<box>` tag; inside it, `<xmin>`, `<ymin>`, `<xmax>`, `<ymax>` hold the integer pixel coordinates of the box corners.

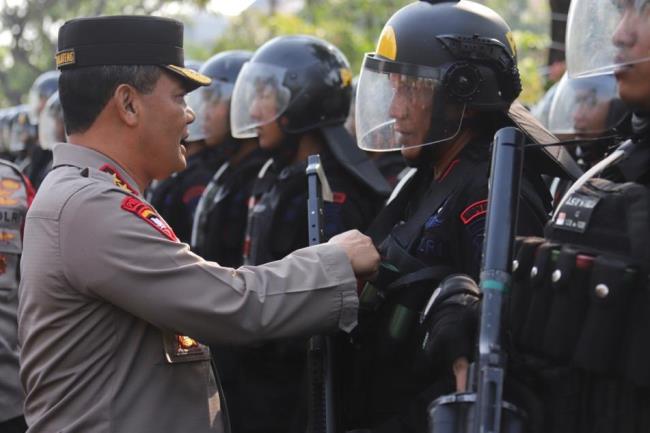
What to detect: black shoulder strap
<box><xmin>367</xmin><ymin>158</ymin><xmax>486</xmax><ymax>246</ymax></box>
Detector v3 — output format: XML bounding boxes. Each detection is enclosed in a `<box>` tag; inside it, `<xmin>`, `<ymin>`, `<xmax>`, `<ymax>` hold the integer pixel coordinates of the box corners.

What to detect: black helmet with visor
<box><xmin>355</xmin><ymin>0</ymin><xmax>521</xmax><ymax>152</ymax></box>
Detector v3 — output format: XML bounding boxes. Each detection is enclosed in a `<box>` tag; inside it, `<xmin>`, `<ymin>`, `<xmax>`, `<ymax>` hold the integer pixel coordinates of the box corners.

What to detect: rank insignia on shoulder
<box><xmin>100</xmin><ymin>164</ymin><xmax>138</xmax><ymax>195</ymax></box>
<box><xmin>460</xmin><ymin>199</ymin><xmax>488</xmax><ymax>225</ymax></box>
<box><xmin>121</xmin><ymin>196</ymin><xmax>178</xmax><ymax>242</ymax></box>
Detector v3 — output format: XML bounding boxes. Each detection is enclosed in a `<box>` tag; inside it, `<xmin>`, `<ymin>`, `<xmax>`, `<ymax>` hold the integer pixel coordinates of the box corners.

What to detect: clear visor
<box><xmin>355</xmin><ymin>54</ymin><xmax>465</xmax><ymax>152</ymax></box>
<box><xmin>230</xmin><ymin>62</ymin><xmax>291</xmax><ymax>139</ymax></box>
<box><xmin>186</xmin><ymin>89</ymin><xmax>206</xmax><ymax>142</ymax></box>
<box><xmin>567</xmin><ymin>0</ymin><xmax>650</xmax><ymax>77</ymax></box>
<box><xmin>38</xmin><ymin>93</ymin><xmax>65</xmax><ymax>150</ymax></box>
<box><xmin>548</xmin><ymin>73</ymin><xmax>629</xmax><ymax>138</ymax></box>
<box><xmin>9</xmin><ymin>117</ymin><xmax>33</xmax><ymax>153</ymax></box>
<box><xmin>28</xmin><ymin>89</ymin><xmax>45</xmax><ymax>125</ymax></box>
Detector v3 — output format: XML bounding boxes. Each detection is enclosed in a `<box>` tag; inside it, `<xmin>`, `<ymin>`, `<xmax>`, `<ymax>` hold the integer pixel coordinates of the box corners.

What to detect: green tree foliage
<box><xmin>207</xmin><ymin>0</ymin><xmax>549</xmax><ymax>103</ymax></box>
<box><xmin>0</xmin><ymin>0</ymin><xmax>207</xmax><ymax>106</ymax></box>
<box><xmin>1</xmin><ymin>0</ymin><xmax>550</xmax><ymax>107</ymax></box>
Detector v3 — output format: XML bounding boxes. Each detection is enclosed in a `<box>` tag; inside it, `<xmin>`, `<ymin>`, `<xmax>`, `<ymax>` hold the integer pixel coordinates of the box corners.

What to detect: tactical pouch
<box><xmin>620</xmin><ymin>273</ymin><xmax>650</xmax><ymax>387</ymax></box>
<box><xmin>573</xmin><ymin>256</ymin><xmax>630</xmax><ymax>374</ymax></box>
<box><xmin>541</xmin><ymin>246</ymin><xmax>589</xmax><ymax>362</ymax></box>
<box><xmin>520</xmin><ymin>242</ymin><xmax>559</xmax><ymax>354</ymax></box>
<box><xmin>509</xmin><ymin>236</ymin><xmax>545</xmax><ymax>346</ymax></box>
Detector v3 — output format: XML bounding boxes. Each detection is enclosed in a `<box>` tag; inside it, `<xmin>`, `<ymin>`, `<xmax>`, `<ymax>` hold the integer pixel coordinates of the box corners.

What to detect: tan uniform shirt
<box><xmin>18</xmin><ymin>143</ymin><xmax>358</xmax><ymax>433</ymax></box>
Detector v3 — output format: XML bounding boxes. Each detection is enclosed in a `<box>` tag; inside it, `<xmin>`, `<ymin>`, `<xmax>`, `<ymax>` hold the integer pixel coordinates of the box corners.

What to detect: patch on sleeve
<box><xmin>100</xmin><ymin>164</ymin><xmax>138</xmax><ymax>195</ymax></box>
<box><xmin>121</xmin><ymin>196</ymin><xmax>178</xmax><ymax>241</ymax></box>
<box><xmin>460</xmin><ymin>199</ymin><xmax>488</xmax><ymax>225</ymax></box>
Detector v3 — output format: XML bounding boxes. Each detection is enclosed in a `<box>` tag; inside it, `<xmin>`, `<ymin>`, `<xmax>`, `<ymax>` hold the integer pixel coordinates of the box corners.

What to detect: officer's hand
<box><xmin>328</xmin><ymin>230</ymin><xmax>380</xmax><ymax>280</ymax></box>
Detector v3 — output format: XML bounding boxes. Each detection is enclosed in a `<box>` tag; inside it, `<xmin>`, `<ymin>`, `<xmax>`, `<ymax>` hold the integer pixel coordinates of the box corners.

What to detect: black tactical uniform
<box><xmin>497</xmin><ymin>0</ymin><xmax>650</xmax><ymax>430</ymax></box>
<box><xmin>190</xmin><ymin>50</ymin><xmax>266</xmax><ymax>267</ymax></box>
<box><xmin>193</xmin><ymin>146</ymin><xmax>267</xmax><ymax>266</ymax></box>
<box><xmin>225</xmin><ymin>35</ymin><xmax>391</xmax><ymax>433</ymax></box>
<box><xmin>148</xmin><ymin>147</ymin><xmax>223</xmax><ymax>243</ymax></box>
<box><xmin>344</xmin><ymin>1</ymin><xmax>579</xmax><ymax>431</ymax></box>
<box><xmin>24</xmin><ymin>71</ymin><xmax>59</xmax><ymax>188</ymax></box>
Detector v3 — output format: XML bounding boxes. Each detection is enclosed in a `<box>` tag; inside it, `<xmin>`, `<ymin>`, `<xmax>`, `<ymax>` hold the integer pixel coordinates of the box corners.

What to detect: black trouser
<box><xmin>0</xmin><ymin>415</ymin><xmax>27</xmax><ymax>433</ymax></box>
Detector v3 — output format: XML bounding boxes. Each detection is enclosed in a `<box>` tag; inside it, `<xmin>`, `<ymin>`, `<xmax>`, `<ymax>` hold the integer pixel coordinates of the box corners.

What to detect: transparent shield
<box><xmin>186</xmin><ymin>89</ymin><xmax>206</xmax><ymax>142</ymax></box>
<box><xmin>355</xmin><ymin>54</ymin><xmax>465</xmax><ymax>152</ymax></box>
<box><xmin>230</xmin><ymin>62</ymin><xmax>291</xmax><ymax>139</ymax></box>
<box><xmin>28</xmin><ymin>89</ymin><xmax>43</xmax><ymax>125</ymax></box>
<box><xmin>548</xmin><ymin>73</ymin><xmax>629</xmax><ymax>138</ymax></box>
<box><xmin>567</xmin><ymin>0</ymin><xmax>650</xmax><ymax>77</ymax></box>
<box><xmin>38</xmin><ymin>93</ymin><xmax>65</xmax><ymax>150</ymax></box>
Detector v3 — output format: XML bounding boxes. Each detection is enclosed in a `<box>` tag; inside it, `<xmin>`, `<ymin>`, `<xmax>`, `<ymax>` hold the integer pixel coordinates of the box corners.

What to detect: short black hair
<box><xmin>59</xmin><ymin>65</ymin><xmax>162</xmax><ymax>135</ymax></box>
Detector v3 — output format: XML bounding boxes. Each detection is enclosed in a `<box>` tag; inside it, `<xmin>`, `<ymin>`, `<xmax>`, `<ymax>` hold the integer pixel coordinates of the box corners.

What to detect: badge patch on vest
<box><xmin>100</xmin><ymin>164</ymin><xmax>138</xmax><ymax>195</ymax></box>
<box><xmin>162</xmin><ymin>332</ymin><xmax>211</xmax><ymax>363</ymax></box>
<box><xmin>0</xmin><ymin>178</ymin><xmax>22</xmax><ymax>206</ymax></box>
<box><xmin>460</xmin><ymin>199</ymin><xmax>488</xmax><ymax>225</ymax></box>
<box><xmin>121</xmin><ymin>196</ymin><xmax>178</xmax><ymax>241</ymax></box>
<box><xmin>553</xmin><ymin>192</ymin><xmax>600</xmax><ymax>233</ymax></box>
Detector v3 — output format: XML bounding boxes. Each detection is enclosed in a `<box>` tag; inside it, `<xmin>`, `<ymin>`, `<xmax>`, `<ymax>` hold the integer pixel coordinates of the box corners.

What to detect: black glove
<box><xmin>419</xmin><ymin>274</ymin><xmax>481</xmax><ymax>371</ymax></box>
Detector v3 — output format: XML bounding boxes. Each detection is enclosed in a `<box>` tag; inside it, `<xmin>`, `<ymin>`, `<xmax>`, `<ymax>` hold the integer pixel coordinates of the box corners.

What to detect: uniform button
<box><xmin>552</xmin><ymin>270</ymin><xmax>562</xmax><ymax>283</ymax></box>
<box><xmin>530</xmin><ymin>266</ymin><xmax>538</xmax><ymax>278</ymax></box>
<box><xmin>595</xmin><ymin>283</ymin><xmax>609</xmax><ymax>298</ymax></box>
<box><xmin>512</xmin><ymin>260</ymin><xmax>519</xmax><ymax>272</ymax></box>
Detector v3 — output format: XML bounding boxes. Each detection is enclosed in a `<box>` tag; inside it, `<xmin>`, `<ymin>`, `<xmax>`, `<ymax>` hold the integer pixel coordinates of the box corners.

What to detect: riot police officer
<box><xmin>24</xmin><ymin>71</ymin><xmax>59</xmax><ymax>188</ymax></box>
<box><xmin>500</xmin><ymin>0</ymin><xmax>650</xmax><ymax>431</ymax></box>
<box><xmin>547</xmin><ymin>72</ymin><xmax>629</xmax><ymax>170</ymax></box>
<box><xmin>146</xmin><ymin>60</ymin><xmax>225</xmax><ymax>243</ymax></box>
<box><xmin>225</xmin><ymin>35</ymin><xmax>391</xmax><ymax>433</ymax></box>
<box><xmin>190</xmin><ymin>50</ymin><xmax>269</xmax><ymax>267</ymax></box>
<box><xmin>344</xmin><ymin>1</ymin><xmax>579</xmax><ymax>431</ymax></box>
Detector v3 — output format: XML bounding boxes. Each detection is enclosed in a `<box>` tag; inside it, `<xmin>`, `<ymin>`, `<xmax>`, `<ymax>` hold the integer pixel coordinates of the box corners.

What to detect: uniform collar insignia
<box><xmin>99</xmin><ymin>164</ymin><xmax>138</xmax><ymax>195</ymax></box>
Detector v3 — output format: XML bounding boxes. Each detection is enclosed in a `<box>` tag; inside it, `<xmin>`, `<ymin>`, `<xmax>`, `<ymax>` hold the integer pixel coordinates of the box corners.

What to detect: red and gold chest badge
<box><xmin>121</xmin><ymin>196</ymin><xmax>178</xmax><ymax>242</ymax></box>
<box><xmin>162</xmin><ymin>332</ymin><xmax>211</xmax><ymax>363</ymax></box>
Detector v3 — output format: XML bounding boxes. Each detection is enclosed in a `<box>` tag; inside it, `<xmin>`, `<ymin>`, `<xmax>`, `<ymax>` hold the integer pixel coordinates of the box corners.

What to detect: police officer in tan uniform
<box><xmin>17</xmin><ymin>16</ymin><xmax>378</xmax><ymax>433</ymax></box>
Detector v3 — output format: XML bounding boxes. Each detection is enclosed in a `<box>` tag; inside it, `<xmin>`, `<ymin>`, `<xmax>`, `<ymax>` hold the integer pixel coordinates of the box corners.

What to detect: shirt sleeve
<box><xmin>59</xmin><ymin>187</ymin><xmax>358</xmax><ymax>345</ymax></box>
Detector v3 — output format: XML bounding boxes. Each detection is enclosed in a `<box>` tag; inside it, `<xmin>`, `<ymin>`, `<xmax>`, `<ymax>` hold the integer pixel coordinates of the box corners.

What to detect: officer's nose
<box><xmin>389</xmin><ymin>90</ymin><xmax>409</xmax><ymax>121</ymax></box>
<box><xmin>612</xmin><ymin>9</ymin><xmax>637</xmax><ymax>49</ymax></box>
<box><xmin>185</xmin><ymin>105</ymin><xmax>196</xmax><ymax>124</ymax></box>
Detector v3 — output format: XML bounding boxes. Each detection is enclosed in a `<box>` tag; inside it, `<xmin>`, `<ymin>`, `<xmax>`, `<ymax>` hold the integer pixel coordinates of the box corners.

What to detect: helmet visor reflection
<box><xmin>230</xmin><ymin>62</ymin><xmax>291</xmax><ymax>139</ymax></box>
<box><xmin>355</xmin><ymin>54</ymin><xmax>464</xmax><ymax>152</ymax></box>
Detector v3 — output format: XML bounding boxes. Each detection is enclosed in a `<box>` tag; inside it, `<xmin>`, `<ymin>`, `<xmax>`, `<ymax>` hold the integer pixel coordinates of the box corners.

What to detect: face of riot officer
<box><xmin>203</xmin><ymin>98</ymin><xmax>230</xmax><ymax>147</ymax></box>
<box><xmin>248</xmin><ymin>82</ymin><xmax>285</xmax><ymax>150</ymax></box>
<box><xmin>388</xmin><ymin>73</ymin><xmax>435</xmax><ymax>162</ymax></box>
<box><xmin>572</xmin><ymin>89</ymin><xmax>610</xmax><ymax>134</ymax></box>
<box><xmin>612</xmin><ymin>0</ymin><xmax>650</xmax><ymax>111</ymax></box>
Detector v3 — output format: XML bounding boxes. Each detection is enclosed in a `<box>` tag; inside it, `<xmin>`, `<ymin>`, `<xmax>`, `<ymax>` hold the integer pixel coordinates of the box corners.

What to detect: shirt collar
<box><xmin>52</xmin><ymin>143</ymin><xmax>142</xmax><ymax>195</ymax></box>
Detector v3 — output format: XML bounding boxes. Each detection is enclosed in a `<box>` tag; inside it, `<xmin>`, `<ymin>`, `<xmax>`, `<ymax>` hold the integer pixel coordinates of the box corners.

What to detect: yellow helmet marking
<box><xmin>377</xmin><ymin>26</ymin><xmax>397</xmax><ymax>61</ymax></box>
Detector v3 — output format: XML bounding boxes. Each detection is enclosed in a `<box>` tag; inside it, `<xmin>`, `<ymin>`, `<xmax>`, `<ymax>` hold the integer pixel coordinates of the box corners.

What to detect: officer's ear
<box><xmin>114</xmin><ymin>84</ymin><xmax>140</xmax><ymax>127</ymax></box>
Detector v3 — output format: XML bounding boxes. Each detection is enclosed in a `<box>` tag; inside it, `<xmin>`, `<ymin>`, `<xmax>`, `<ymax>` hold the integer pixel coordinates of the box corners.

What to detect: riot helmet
<box><xmin>0</xmin><ymin>108</ymin><xmax>11</xmax><ymax>153</ymax></box>
<box><xmin>548</xmin><ymin>72</ymin><xmax>629</xmax><ymax>139</ymax></box>
<box><xmin>38</xmin><ymin>91</ymin><xmax>66</xmax><ymax>150</ymax></box>
<box><xmin>197</xmin><ymin>50</ymin><xmax>252</xmax><ymax>146</ymax></box>
<box><xmin>28</xmin><ymin>70</ymin><xmax>60</xmax><ymax>125</ymax></box>
<box><xmin>355</xmin><ymin>0</ymin><xmax>521</xmax><ymax>152</ymax></box>
<box><xmin>9</xmin><ymin>106</ymin><xmax>36</xmax><ymax>154</ymax></box>
<box><xmin>231</xmin><ymin>35</ymin><xmax>353</xmax><ymax>140</ymax></box>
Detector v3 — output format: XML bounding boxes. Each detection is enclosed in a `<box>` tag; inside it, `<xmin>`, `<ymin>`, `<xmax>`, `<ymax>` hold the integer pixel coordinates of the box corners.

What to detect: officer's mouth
<box><xmin>180</xmin><ymin>136</ymin><xmax>189</xmax><ymax>155</ymax></box>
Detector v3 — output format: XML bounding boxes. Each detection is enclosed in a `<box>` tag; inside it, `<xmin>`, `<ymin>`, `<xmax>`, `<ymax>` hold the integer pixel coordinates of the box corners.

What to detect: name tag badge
<box><xmin>554</xmin><ymin>192</ymin><xmax>601</xmax><ymax>233</ymax></box>
<box><xmin>162</xmin><ymin>332</ymin><xmax>211</xmax><ymax>364</ymax></box>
